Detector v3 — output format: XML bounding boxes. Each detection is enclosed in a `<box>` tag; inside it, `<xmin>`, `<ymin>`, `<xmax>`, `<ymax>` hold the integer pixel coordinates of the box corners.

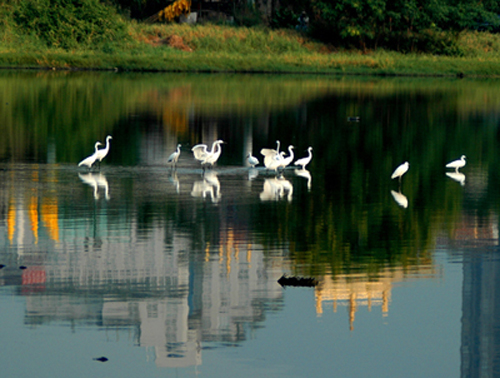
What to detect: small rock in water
<box><xmin>0</xmin><ymin>264</ymin><xmax>5</xmax><ymax>269</ymax></box>
<box><xmin>94</xmin><ymin>356</ymin><xmax>108</xmax><ymax>362</ymax></box>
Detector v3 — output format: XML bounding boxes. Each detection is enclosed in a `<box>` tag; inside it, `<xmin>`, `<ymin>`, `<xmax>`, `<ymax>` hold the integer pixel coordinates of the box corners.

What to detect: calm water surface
<box><xmin>0</xmin><ymin>72</ymin><xmax>500</xmax><ymax>377</ymax></box>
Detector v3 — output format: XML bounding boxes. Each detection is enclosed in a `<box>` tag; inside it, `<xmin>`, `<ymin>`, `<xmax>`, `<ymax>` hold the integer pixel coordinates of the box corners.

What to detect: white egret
<box><xmin>167</xmin><ymin>144</ymin><xmax>182</xmax><ymax>168</ymax></box>
<box><xmin>95</xmin><ymin>135</ymin><xmax>113</xmax><ymax>168</ymax></box>
<box><xmin>266</xmin><ymin>152</ymin><xmax>286</xmax><ymax>172</ymax></box>
<box><xmin>446</xmin><ymin>155</ymin><xmax>466</xmax><ymax>172</ymax></box>
<box><xmin>78</xmin><ymin>142</ymin><xmax>103</xmax><ymax>170</ymax></box>
<box><xmin>294</xmin><ymin>147</ymin><xmax>313</xmax><ymax>169</ymax></box>
<box><xmin>261</xmin><ymin>140</ymin><xmax>282</xmax><ymax>169</ymax></box>
<box><xmin>192</xmin><ymin>140</ymin><xmax>224</xmax><ymax>169</ymax></box>
<box><xmin>391</xmin><ymin>161</ymin><xmax>409</xmax><ymax>182</ymax></box>
<box><xmin>247</xmin><ymin>153</ymin><xmax>259</xmax><ymax>168</ymax></box>
<box><xmin>278</xmin><ymin>145</ymin><xmax>295</xmax><ymax>170</ymax></box>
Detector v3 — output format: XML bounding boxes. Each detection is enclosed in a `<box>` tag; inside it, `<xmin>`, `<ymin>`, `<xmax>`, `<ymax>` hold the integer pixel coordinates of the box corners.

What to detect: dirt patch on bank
<box><xmin>145</xmin><ymin>34</ymin><xmax>193</xmax><ymax>52</ymax></box>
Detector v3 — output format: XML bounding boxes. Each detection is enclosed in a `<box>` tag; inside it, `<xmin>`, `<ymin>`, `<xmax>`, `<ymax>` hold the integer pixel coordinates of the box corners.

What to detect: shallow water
<box><xmin>0</xmin><ymin>71</ymin><xmax>499</xmax><ymax>377</ymax></box>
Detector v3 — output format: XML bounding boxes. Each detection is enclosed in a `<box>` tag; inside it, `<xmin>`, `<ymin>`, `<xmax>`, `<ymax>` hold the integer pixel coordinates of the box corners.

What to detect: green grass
<box><xmin>2</xmin><ymin>12</ymin><xmax>500</xmax><ymax>77</ymax></box>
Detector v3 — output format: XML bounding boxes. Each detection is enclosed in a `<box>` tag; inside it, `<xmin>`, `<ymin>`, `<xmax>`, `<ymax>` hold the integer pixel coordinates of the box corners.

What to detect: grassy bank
<box><xmin>2</xmin><ymin>19</ymin><xmax>500</xmax><ymax>77</ymax></box>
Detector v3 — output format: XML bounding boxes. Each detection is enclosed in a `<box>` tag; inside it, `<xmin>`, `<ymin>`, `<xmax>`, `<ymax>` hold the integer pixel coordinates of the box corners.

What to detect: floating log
<box><xmin>278</xmin><ymin>275</ymin><xmax>318</xmax><ymax>287</ymax></box>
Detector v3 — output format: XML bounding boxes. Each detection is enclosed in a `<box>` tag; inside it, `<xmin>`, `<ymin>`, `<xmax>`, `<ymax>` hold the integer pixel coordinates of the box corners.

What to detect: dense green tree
<box><xmin>305</xmin><ymin>0</ymin><xmax>500</xmax><ymax>52</ymax></box>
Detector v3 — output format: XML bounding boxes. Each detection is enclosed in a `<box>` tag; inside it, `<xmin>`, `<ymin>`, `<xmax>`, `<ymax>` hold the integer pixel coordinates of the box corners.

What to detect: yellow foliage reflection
<box><xmin>41</xmin><ymin>198</ymin><xmax>59</xmax><ymax>242</ymax></box>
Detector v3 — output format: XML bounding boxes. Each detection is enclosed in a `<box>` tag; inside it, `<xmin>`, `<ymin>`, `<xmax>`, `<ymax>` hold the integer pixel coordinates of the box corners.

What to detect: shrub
<box><xmin>12</xmin><ymin>0</ymin><xmax>129</xmax><ymax>49</ymax></box>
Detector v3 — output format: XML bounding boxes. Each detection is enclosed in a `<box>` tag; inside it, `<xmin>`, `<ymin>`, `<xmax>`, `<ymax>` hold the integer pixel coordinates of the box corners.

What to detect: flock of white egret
<box><xmin>79</xmin><ymin>136</ymin><xmax>466</xmax><ymax>190</ymax></box>
<box><xmin>165</xmin><ymin>139</ymin><xmax>313</xmax><ymax>171</ymax></box>
<box><xmin>391</xmin><ymin>155</ymin><xmax>467</xmax><ymax>182</ymax></box>
<box><xmin>78</xmin><ymin>136</ymin><xmax>313</xmax><ymax>174</ymax></box>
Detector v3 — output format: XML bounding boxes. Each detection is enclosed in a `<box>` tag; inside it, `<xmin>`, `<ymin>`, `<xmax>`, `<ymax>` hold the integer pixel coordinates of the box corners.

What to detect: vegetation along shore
<box><xmin>1</xmin><ymin>0</ymin><xmax>500</xmax><ymax>77</ymax></box>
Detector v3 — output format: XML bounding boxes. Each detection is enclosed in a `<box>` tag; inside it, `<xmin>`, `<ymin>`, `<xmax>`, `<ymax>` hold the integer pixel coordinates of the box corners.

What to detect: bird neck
<box><xmin>103</xmin><ymin>139</ymin><xmax>111</xmax><ymax>152</ymax></box>
<box><xmin>210</xmin><ymin>141</ymin><xmax>218</xmax><ymax>153</ymax></box>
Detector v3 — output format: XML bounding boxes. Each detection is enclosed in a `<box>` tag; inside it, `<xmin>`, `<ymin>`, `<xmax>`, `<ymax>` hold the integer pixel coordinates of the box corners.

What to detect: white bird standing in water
<box><xmin>278</xmin><ymin>145</ymin><xmax>295</xmax><ymax>170</ymax></box>
<box><xmin>391</xmin><ymin>161</ymin><xmax>409</xmax><ymax>182</ymax></box>
<box><xmin>78</xmin><ymin>141</ymin><xmax>103</xmax><ymax>170</ymax></box>
<box><xmin>294</xmin><ymin>147</ymin><xmax>313</xmax><ymax>169</ymax></box>
<box><xmin>446</xmin><ymin>155</ymin><xmax>466</xmax><ymax>172</ymax></box>
<box><xmin>266</xmin><ymin>152</ymin><xmax>286</xmax><ymax>172</ymax></box>
<box><xmin>94</xmin><ymin>135</ymin><xmax>113</xmax><ymax>168</ymax></box>
<box><xmin>261</xmin><ymin>140</ymin><xmax>282</xmax><ymax>169</ymax></box>
<box><xmin>167</xmin><ymin>144</ymin><xmax>182</xmax><ymax>168</ymax></box>
<box><xmin>192</xmin><ymin>140</ymin><xmax>224</xmax><ymax>169</ymax></box>
<box><xmin>247</xmin><ymin>153</ymin><xmax>259</xmax><ymax>168</ymax></box>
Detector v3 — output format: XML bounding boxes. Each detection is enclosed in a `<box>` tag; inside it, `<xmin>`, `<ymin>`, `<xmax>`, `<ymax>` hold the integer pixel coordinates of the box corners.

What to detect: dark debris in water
<box><xmin>277</xmin><ymin>275</ymin><xmax>318</xmax><ymax>288</ymax></box>
<box><xmin>93</xmin><ymin>356</ymin><xmax>108</xmax><ymax>362</ymax></box>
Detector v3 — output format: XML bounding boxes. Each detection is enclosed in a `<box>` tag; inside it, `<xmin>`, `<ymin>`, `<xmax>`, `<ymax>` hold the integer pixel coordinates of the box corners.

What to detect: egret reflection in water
<box><xmin>390</xmin><ymin>190</ymin><xmax>408</xmax><ymax>208</ymax></box>
<box><xmin>295</xmin><ymin>168</ymin><xmax>312</xmax><ymax>190</ymax></box>
<box><xmin>169</xmin><ymin>171</ymin><xmax>180</xmax><ymax>193</ymax></box>
<box><xmin>191</xmin><ymin>171</ymin><xmax>221</xmax><ymax>202</ymax></box>
<box><xmin>446</xmin><ymin>171</ymin><xmax>466</xmax><ymax>186</ymax></box>
<box><xmin>79</xmin><ymin>173</ymin><xmax>110</xmax><ymax>200</ymax></box>
<box><xmin>260</xmin><ymin>177</ymin><xmax>293</xmax><ymax>202</ymax></box>
<box><xmin>248</xmin><ymin>168</ymin><xmax>259</xmax><ymax>181</ymax></box>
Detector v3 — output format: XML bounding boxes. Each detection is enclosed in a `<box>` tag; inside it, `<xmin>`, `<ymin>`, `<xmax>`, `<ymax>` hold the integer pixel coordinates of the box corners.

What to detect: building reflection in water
<box><xmin>452</xmin><ymin>213</ymin><xmax>500</xmax><ymax>378</ymax></box>
<box><xmin>315</xmin><ymin>263</ymin><xmax>437</xmax><ymax>331</ymax></box>
<box><xmin>0</xmin><ymin>165</ymin><xmax>448</xmax><ymax>369</ymax></box>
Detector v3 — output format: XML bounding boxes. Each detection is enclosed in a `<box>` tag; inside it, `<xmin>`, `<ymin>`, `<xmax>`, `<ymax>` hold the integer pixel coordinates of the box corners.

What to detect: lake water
<box><xmin>0</xmin><ymin>71</ymin><xmax>499</xmax><ymax>377</ymax></box>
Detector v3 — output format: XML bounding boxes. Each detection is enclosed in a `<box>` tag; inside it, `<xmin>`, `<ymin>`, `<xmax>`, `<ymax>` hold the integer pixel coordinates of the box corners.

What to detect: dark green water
<box><xmin>0</xmin><ymin>71</ymin><xmax>499</xmax><ymax>377</ymax></box>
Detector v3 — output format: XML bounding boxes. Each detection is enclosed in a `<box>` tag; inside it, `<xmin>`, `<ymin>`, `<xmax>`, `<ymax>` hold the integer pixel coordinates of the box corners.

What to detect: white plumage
<box><xmin>167</xmin><ymin>144</ymin><xmax>182</xmax><ymax>167</ymax></box>
<box><xmin>446</xmin><ymin>155</ymin><xmax>466</xmax><ymax>172</ymax></box>
<box><xmin>78</xmin><ymin>141</ymin><xmax>103</xmax><ymax>169</ymax></box>
<box><xmin>94</xmin><ymin>135</ymin><xmax>112</xmax><ymax>167</ymax></box>
<box><xmin>261</xmin><ymin>140</ymin><xmax>282</xmax><ymax>169</ymax></box>
<box><xmin>294</xmin><ymin>147</ymin><xmax>313</xmax><ymax>169</ymax></box>
<box><xmin>391</xmin><ymin>161</ymin><xmax>409</xmax><ymax>181</ymax></box>
<box><xmin>247</xmin><ymin>153</ymin><xmax>259</xmax><ymax>168</ymax></box>
<box><xmin>278</xmin><ymin>145</ymin><xmax>294</xmax><ymax>170</ymax></box>
<box><xmin>192</xmin><ymin>140</ymin><xmax>224</xmax><ymax>168</ymax></box>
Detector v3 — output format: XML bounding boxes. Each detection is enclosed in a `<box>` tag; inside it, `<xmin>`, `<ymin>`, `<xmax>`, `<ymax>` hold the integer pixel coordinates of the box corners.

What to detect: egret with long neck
<box><xmin>78</xmin><ymin>141</ymin><xmax>103</xmax><ymax>170</ymax></box>
<box><xmin>95</xmin><ymin>135</ymin><xmax>113</xmax><ymax>169</ymax></box>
